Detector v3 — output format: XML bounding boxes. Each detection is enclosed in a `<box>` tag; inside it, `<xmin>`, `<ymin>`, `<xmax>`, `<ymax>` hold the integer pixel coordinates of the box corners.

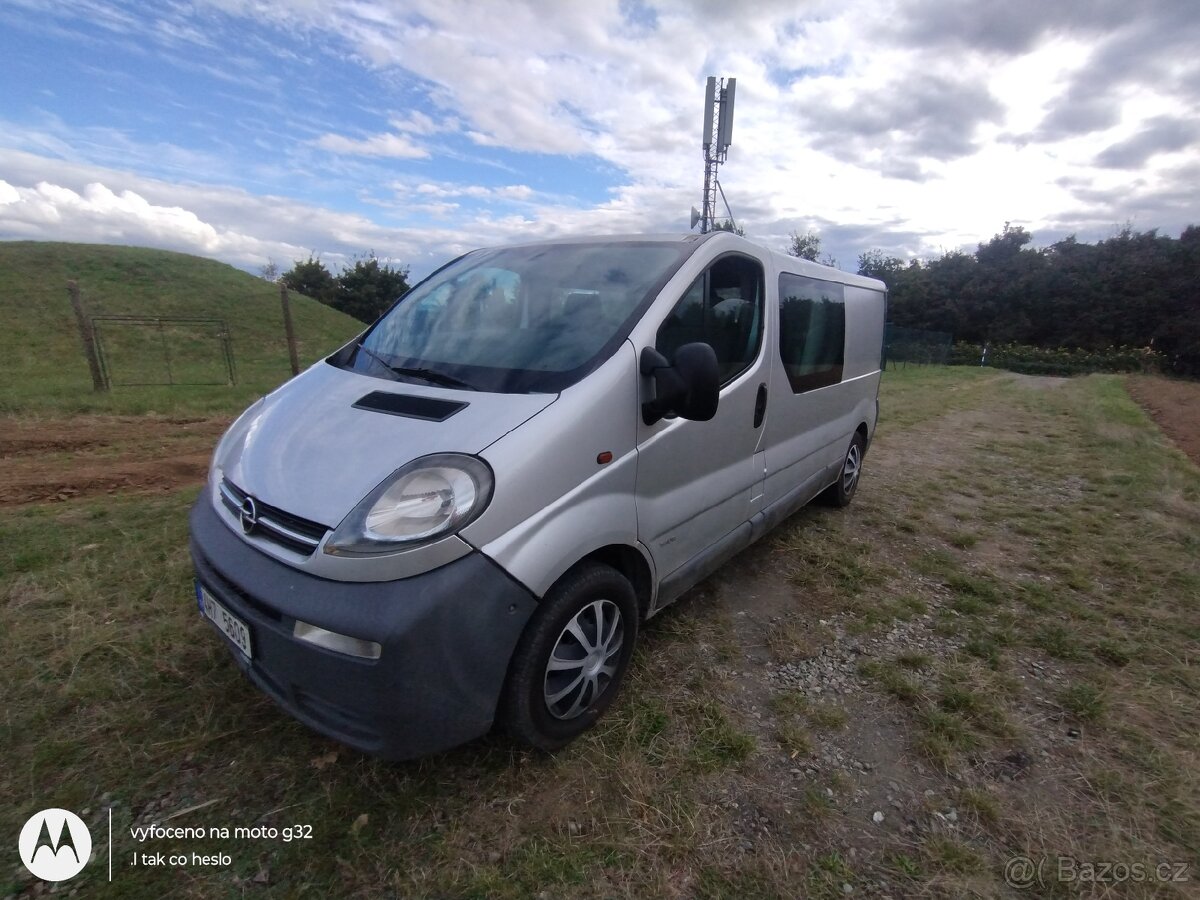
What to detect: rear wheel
<box><xmin>501</xmin><ymin>562</ymin><xmax>639</xmax><ymax>750</ymax></box>
<box><xmin>820</xmin><ymin>431</ymin><xmax>866</xmax><ymax>507</ymax></box>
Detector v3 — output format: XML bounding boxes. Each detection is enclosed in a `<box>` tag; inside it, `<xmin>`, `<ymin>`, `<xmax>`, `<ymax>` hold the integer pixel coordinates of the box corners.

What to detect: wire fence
<box><xmin>882</xmin><ymin>323</ymin><xmax>1162</xmax><ymax>376</ymax></box>
<box><xmin>92</xmin><ymin>315</ymin><xmax>236</xmax><ymax>389</ymax></box>
<box><xmin>884</xmin><ymin>324</ymin><xmax>953</xmax><ymax>368</ymax></box>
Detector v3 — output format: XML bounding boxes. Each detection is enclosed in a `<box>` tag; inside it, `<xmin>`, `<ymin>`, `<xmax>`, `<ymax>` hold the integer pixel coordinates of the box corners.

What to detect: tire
<box><xmin>500</xmin><ymin>562</ymin><xmax>639</xmax><ymax>751</ymax></box>
<box><xmin>819</xmin><ymin>431</ymin><xmax>866</xmax><ymax>508</ymax></box>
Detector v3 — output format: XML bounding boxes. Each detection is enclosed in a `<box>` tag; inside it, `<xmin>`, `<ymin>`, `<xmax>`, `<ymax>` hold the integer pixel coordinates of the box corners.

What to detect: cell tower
<box><xmin>692</xmin><ymin>76</ymin><xmax>736</xmax><ymax>234</ymax></box>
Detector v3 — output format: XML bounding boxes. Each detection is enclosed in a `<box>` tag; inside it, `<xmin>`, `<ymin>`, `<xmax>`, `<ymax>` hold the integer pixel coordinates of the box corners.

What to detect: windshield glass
<box><xmin>343</xmin><ymin>241</ymin><xmax>690</xmax><ymax>393</ymax></box>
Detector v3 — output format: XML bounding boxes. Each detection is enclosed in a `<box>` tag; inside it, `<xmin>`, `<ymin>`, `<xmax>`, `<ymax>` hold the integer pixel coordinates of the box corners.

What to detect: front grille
<box><xmin>220</xmin><ymin>478</ymin><xmax>330</xmax><ymax>556</ymax></box>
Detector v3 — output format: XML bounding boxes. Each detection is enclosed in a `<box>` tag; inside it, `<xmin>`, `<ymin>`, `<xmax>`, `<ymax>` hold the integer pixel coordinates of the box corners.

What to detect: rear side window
<box><xmin>779</xmin><ymin>273</ymin><xmax>845</xmax><ymax>392</ymax></box>
<box><xmin>657</xmin><ymin>254</ymin><xmax>764</xmax><ymax>385</ymax></box>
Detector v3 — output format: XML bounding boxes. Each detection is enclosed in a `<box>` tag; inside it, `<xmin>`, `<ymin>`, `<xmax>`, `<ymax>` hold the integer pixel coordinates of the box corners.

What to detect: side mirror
<box><xmin>641</xmin><ymin>343</ymin><xmax>720</xmax><ymax>425</ymax></box>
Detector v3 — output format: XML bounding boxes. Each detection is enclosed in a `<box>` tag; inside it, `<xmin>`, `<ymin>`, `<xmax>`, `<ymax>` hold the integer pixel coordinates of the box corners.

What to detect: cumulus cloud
<box><xmin>0</xmin><ymin>149</ymin><xmax>446</xmax><ymax>270</ymax></box>
<box><xmin>0</xmin><ymin>174</ymin><xmax>305</xmax><ymax>265</ymax></box>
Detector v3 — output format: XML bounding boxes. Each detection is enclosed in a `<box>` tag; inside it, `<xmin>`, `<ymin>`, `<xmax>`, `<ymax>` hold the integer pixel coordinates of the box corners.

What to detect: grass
<box><xmin>686</xmin><ymin>700</ymin><xmax>758</xmax><ymax>771</ymax></box>
<box><xmin>0</xmin><ymin>242</ymin><xmax>361</xmax><ymax>414</ymax></box>
<box><xmin>1060</xmin><ymin>682</ymin><xmax>1107</xmax><ymax>721</ymax></box>
<box><xmin>857</xmin><ymin>660</ymin><xmax>922</xmax><ymax>704</ymax></box>
<box><xmin>2</xmin><ymin>364</ymin><xmax>1198</xmax><ymax>897</ymax></box>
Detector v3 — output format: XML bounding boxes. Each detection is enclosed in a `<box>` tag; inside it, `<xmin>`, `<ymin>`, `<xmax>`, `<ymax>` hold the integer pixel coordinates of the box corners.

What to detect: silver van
<box><xmin>189</xmin><ymin>232</ymin><xmax>886</xmax><ymax>759</ymax></box>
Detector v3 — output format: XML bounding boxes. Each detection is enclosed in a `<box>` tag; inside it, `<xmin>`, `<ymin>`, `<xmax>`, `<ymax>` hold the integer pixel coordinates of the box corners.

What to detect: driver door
<box><xmin>635</xmin><ymin>252</ymin><xmax>769</xmax><ymax>587</ymax></box>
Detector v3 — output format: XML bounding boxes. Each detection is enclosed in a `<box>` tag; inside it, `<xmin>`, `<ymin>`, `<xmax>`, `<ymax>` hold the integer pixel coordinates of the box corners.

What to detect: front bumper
<box><xmin>189</xmin><ymin>496</ymin><xmax>538</xmax><ymax>760</ymax></box>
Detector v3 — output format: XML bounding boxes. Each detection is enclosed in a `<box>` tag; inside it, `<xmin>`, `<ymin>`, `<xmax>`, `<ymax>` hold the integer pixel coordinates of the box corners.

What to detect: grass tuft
<box><xmin>1060</xmin><ymin>682</ymin><xmax>1107</xmax><ymax>721</ymax></box>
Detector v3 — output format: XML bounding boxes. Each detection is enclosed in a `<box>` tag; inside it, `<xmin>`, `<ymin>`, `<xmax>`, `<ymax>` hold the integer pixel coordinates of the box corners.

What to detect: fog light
<box><xmin>293</xmin><ymin>620</ymin><xmax>381</xmax><ymax>659</ymax></box>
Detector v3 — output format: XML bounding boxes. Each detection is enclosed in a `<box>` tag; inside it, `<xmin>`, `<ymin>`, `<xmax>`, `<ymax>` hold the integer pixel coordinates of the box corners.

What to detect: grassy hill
<box><xmin>0</xmin><ymin>242</ymin><xmax>363</xmax><ymax>415</ymax></box>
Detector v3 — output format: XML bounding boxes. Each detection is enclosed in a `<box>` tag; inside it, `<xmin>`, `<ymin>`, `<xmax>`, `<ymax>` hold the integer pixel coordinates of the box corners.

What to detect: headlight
<box><xmin>324</xmin><ymin>453</ymin><xmax>494</xmax><ymax>555</ymax></box>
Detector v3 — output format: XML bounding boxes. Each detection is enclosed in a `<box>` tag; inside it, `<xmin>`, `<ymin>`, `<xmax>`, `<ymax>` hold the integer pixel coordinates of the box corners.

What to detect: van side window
<box><xmin>657</xmin><ymin>255</ymin><xmax>764</xmax><ymax>385</ymax></box>
<box><xmin>778</xmin><ymin>273</ymin><xmax>845</xmax><ymax>392</ymax></box>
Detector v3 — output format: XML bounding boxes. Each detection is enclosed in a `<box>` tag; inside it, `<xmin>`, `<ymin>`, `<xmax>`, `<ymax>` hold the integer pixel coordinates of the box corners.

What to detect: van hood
<box><xmin>216</xmin><ymin>362</ymin><xmax>556</xmax><ymax>526</ymax></box>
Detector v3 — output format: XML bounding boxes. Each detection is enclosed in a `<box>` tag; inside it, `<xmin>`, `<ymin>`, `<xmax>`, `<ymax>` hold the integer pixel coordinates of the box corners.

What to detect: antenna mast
<box><xmin>696</xmin><ymin>76</ymin><xmax>736</xmax><ymax>234</ymax></box>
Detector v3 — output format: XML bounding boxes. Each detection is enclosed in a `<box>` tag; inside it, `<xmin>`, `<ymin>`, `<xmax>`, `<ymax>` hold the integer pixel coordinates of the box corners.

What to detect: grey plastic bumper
<box><xmin>188</xmin><ymin>496</ymin><xmax>538</xmax><ymax>760</ymax></box>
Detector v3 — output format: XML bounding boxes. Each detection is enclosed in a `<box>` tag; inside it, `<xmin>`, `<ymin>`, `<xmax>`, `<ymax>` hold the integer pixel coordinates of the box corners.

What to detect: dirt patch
<box><xmin>1126</xmin><ymin>374</ymin><xmax>1200</xmax><ymax>466</ymax></box>
<box><xmin>0</xmin><ymin>414</ymin><xmax>229</xmax><ymax>505</ymax></box>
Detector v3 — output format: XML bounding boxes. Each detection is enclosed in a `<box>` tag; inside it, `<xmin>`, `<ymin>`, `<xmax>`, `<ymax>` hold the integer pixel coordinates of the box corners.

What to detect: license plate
<box><xmin>199</xmin><ymin>586</ymin><xmax>253</xmax><ymax>659</ymax></box>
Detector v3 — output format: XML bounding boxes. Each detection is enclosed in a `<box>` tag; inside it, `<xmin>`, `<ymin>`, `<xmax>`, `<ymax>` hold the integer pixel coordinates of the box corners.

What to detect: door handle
<box><xmin>753</xmin><ymin>383</ymin><xmax>767</xmax><ymax>428</ymax></box>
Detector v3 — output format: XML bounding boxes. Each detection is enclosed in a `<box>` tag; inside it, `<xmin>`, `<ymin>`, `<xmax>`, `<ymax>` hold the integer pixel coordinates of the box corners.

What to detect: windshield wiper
<box><xmin>389</xmin><ymin>365</ymin><xmax>480</xmax><ymax>392</ymax></box>
<box><xmin>355</xmin><ymin>342</ymin><xmax>402</xmax><ymax>378</ymax></box>
<box><xmin>355</xmin><ymin>343</ymin><xmax>479</xmax><ymax>391</ymax></box>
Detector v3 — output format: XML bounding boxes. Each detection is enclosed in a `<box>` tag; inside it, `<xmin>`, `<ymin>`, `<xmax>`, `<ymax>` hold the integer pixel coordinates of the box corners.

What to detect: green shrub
<box><xmin>949</xmin><ymin>342</ymin><xmax>1163</xmax><ymax>376</ymax></box>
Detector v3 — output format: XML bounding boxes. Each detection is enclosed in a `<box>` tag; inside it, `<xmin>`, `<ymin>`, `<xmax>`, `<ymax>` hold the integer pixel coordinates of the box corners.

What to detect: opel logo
<box><xmin>240</xmin><ymin>496</ymin><xmax>259</xmax><ymax>534</ymax></box>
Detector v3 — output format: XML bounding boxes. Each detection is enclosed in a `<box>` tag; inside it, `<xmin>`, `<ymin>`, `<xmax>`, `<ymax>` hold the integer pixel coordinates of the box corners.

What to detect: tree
<box><xmin>857</xmin><ymin>249</ymin><xmax>906</xmax><ymax>284</ymax></box>
<box><xmin>966</xmin><ymin>223</ymin><xmax>1043</xmax><ymax>343</ymax></box>
<box><xmin>280</xmin><ymin>255</ymin><xmax>336</xmax><ymax>305</ymax></box>
<box><xmin>334</xmin><ymin>252</ymin><xmax>411</xmax><ymax>324</ymax></box>
<box><xmin>712</xmin><ymin>219</ymin><xmax>745</xmax><ymax>236</ymax></box>
<box><xmin>259</xmin><ymin>258</ymin><xmax>279</xmax><ymax>281</ymax></box>
<box><xmin>786</xmin><ymin>229</ymin><xmax>822</xmax><ymax>261</ymax></box>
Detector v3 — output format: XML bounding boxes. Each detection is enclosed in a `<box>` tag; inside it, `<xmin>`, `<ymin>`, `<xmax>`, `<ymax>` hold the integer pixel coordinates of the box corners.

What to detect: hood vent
<box><xmin>352</xmin><ymin>391</ymin><xmax>468</xmax><ymax>422</ymax></box>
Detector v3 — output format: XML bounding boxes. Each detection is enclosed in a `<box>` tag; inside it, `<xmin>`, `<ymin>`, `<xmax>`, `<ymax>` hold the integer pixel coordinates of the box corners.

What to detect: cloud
<box><xmin>388</xmin><ymin>111</ymin><xmax>458</xmax><ymax>136</ymax></box>
<box><xmin>0</xmin><ymin>175</ymin><xmax>304</xmax><ymax>265</ymax></box>
<box><xmin>313</xmin><ymin>131</ymin><xmax>429</xmax><ymax>159</ymax></box>
<box><xmin>884</xmin><ymin>0</ymin><xmax>1130</xmax><ymax>55</ymax></box>
<box><xmin>1095</xmin><ymin>116</ymin><xmax>1200</xmax><ymax>169</ymax></box>
<box><xmin>0</xmin><ymin>149</ymin><xmax>438</xmax><ymax>270</ymax></box>
<box><xmin>797</xmin><ymin>71</ymin><xmax>1004</xmax><ymax>174</ymax></box>
<box><xmin>1016</xmin><ymin>2</ymin><xmax>1200</xmax><ymax>145</ymax></box>
<box><xmin>0</xmin><ymin>149</ymin><xmax>683</xmax><ymax>276</ymax></box>
<box><xmin>410</xmin><ymin>181</ymin><xmax>534</xmax><ymax>201</ymax></box>
<box><xmin>1</xmin><ymin>0</ymin><xmax>1198</xmax><ymax>283</ymax></box>
<box><xmin>1049</xmin><ymin>159</ymin><xmax>1200</xmax><ymax>240</ymax></box>
<box><xmin>1031</xmin><ymin>94</ymin><xmax>1120</xmax><ymax>143</ymax></box>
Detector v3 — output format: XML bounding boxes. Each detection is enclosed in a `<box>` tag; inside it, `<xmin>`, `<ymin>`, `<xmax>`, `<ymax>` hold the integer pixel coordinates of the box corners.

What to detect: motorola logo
<box><xmin>18</xmin><ymin>808</ymin><xmax>91</xmax><ymax>882</ymax></box>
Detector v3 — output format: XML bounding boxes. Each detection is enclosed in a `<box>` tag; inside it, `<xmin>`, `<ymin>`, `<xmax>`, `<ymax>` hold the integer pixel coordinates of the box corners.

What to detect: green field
<box><xmin>0</xmin><ymin>242</ymin><xmax>361</xmax><ymax>415</ymax></box>
<box><xmin>2</xmin><ymin>365</ymin><xmax>1197</xmax><ymax>898</ymax></box>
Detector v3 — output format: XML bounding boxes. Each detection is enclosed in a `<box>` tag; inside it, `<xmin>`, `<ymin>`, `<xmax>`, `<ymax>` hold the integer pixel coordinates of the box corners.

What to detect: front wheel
<box><xmin>500</xmin><ymin>562</ymin><xmax>639</xmax><ymax>751</ymax></box>
<box><xmin>820</xmin><ymin>431</ymin><xmax>866</xmax><ymax>507</ymax></box>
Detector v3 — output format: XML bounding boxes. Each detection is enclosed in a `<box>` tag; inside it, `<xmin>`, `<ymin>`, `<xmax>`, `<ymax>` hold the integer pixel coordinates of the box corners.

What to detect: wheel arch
<box><xmin>570</xmin><ymin>544</ymin><xmax>655</xmax><ymax>621</ymax></box>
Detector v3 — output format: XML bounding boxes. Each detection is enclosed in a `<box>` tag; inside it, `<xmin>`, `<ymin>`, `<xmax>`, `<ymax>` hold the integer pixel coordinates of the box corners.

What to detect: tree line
<box><xmin>843</xmin><ymin>224</ymin><xmax>1200</xmax><ymax>378</ymax></box>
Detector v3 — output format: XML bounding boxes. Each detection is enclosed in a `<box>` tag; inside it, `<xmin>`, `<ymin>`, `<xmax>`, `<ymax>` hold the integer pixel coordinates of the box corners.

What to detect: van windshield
<box><xmin>342</xmin><ymin>241</ymin><xmax>690</xmax><ymax>393</ymax></box>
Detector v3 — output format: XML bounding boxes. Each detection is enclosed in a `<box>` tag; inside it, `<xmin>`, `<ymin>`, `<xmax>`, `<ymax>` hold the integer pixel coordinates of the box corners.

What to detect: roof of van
<box><xmin>493</xmin><ymin>232</ymin><xmax>887</xmax><ymax>293</ymax></box>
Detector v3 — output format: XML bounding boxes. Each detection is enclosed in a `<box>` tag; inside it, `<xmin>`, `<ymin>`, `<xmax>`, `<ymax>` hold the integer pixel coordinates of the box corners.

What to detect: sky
<box><xmin>0</xmin><ymin>0</ymin><xmax>1197</xmax><ymax>280</ymax></box>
